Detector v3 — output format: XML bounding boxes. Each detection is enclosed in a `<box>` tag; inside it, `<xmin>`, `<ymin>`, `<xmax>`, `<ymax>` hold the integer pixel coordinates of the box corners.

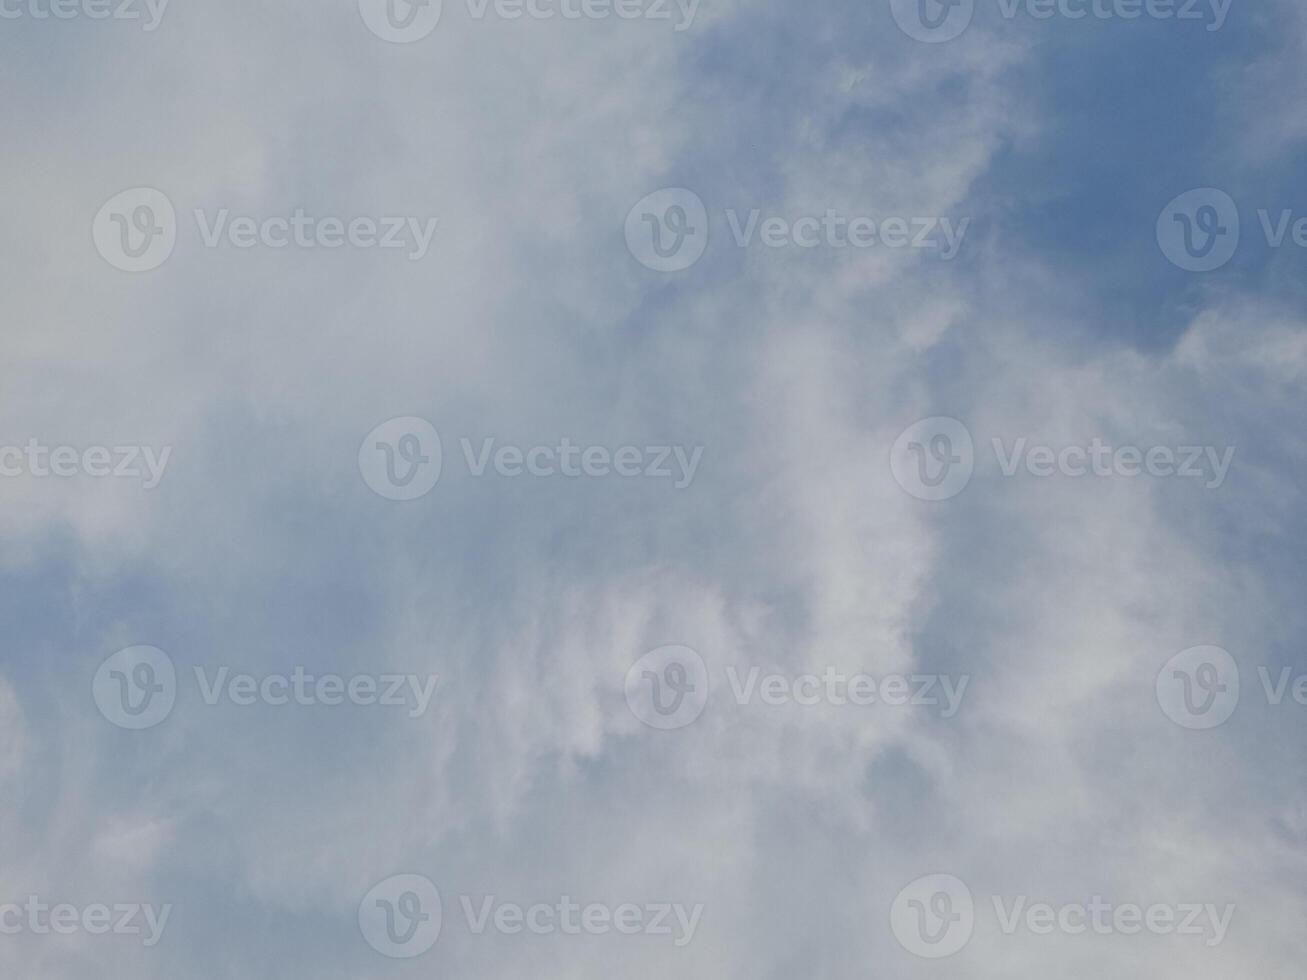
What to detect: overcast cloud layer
<box><xmin>2</xmin><ymin>0</ymin><xmax>1306</xmax><ymax>977</ymax></box>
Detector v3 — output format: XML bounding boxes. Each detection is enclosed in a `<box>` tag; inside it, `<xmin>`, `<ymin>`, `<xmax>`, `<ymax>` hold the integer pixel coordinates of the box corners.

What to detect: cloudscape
<box><xmin>2</xmin><ymin>0</ymin><xmax>1306</xmax><ymax>977</ymax></box>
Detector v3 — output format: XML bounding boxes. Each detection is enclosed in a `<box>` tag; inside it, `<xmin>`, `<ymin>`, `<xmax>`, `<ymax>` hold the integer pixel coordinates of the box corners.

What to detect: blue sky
<box><xmin>1</xmin><ymin>0</ymin><xmax>1306</xmax><ymax>977</ymax></box>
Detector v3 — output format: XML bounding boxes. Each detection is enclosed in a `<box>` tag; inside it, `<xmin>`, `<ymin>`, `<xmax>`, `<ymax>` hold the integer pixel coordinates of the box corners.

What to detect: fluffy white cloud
<box><xmin>0</xmin><ymin>1</ymin><xmax>1304</xmax><ymax>978</ymax></box>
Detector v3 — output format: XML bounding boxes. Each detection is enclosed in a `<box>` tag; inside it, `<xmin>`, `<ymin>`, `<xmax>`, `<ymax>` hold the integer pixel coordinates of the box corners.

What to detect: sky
<box><xmin>1</xmin><ymin>0</ymin><xmax>1306</xmax><ymax>977</ymax></box>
